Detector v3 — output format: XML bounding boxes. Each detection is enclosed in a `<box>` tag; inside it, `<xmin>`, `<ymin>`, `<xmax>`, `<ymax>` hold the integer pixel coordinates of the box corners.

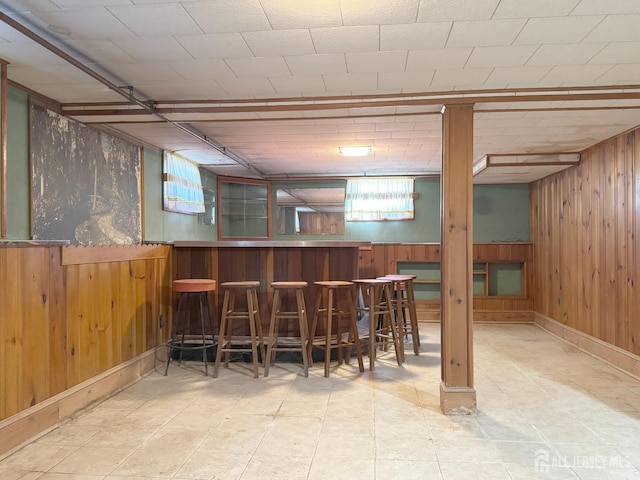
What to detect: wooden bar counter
<box><xmin>173</xmin><ymin>241</ymin><xmax>369</xmax><ymax>335</ymax></box>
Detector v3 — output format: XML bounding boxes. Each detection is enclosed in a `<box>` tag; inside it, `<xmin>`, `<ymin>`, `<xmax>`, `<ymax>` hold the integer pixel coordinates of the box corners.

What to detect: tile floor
<box><xmin>1</xmin><ymin>323</ymin><xmax>640</xmax><ymax>480</ymax></box>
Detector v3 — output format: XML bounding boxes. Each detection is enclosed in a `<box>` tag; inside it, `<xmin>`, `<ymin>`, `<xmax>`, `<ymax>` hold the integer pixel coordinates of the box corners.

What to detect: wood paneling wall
<box><xmin>359</xmin><ymin>243</ymin><xmax>534</xmax><ymax>319</ymax></box>
<box><xmin>298</xmin><ymin>212</ymin><xmax>344</xmax><ymax>235</ymax></box>
<box><xmin>531</xmin><ymin>129</ymin><xmax>640</xmax><ymax>356</ymax></box>
<box><xmin>0</xmin><ymin>244</ymin><xmax>172</xmax><ymax>422</ymax></box>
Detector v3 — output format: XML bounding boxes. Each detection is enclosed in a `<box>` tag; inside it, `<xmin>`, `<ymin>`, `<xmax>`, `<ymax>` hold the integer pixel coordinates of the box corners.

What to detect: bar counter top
<box><xmin>173</xmin><ymin>240</ymin><xmax>370</xmax><ymax>248</ymax></box>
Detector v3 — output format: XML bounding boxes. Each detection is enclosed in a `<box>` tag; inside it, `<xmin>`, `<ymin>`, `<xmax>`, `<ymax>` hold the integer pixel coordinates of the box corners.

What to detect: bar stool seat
<box><xmin>353</xmin><ymin>278</ymin><xmax>403</xmax><ymax>370</ymax></box>
<box><xmin>378</xmin><ymin>274</ymin><xmax>420</xmax><ymax>355</ymax></box>
<box><xmin>214</xmin><ymin>281</ymin><xmax>265</xmax><ymax>378</ymax></box>
<box><xmin>265</xmin><ymin>281</ymin><xmax>310</xmax><ymax>377</ymax></box>
<box><xmin>165</xmin><ymin>279</ymin><xmax>216</xmax><ymax>375</ymax></box>
<box><xmin>308</xmin><ymin>281</ymin><xmax>364</xmax><ymax>377</ymax></box>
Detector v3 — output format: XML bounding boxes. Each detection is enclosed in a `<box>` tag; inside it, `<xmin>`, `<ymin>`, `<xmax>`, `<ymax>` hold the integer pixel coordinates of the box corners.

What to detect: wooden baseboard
<box><xmin>417</xmin><ymin>308</ymin><xmax>534</xmax><ymax>323</ymax></box>
<box><xmin>0</xmin><ymin>349</ymin><xmax>158</xmax><ymax>460</ymax></box>
<box><xmin>534</xmin><ymin>313</ymin><xmax>640</xmax><ymax>380</ymax></box>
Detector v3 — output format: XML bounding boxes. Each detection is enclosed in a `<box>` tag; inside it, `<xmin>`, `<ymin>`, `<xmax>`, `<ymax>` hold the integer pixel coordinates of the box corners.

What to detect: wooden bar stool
<box><xmin>213</xmin><ymin>281</ymin><xmax>265</xmax><ymax>378</ymax></box>
<box><xmin>264</xmin><ymin>281</ymin><xmax>310</xmax><ymax>377</ymax></box>
<box><xmin>165</xmin><ymin>279</ymin><xmax>216</xmax><ymax>376</ymax></box>
<box><xmin>379</xmin><ymin>274</ymin><xmax>421</xmax><ymax>355</ymax></box>
<box><xmin>308</xmin><ymin>281</ymin><xmax>364</xmax><ymax>378</ymax></box>
<box><xmin>353</xmin><ymin>278</ymin><xmax>403</xmax><ymax>370</ymax></box>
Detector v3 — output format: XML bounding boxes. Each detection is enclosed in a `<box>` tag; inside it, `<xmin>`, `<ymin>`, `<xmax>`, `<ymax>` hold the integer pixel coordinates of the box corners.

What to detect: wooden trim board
<box><xmin>534</xmin><ymin>313</ymin><xmax>640</xmax><ymax>381</ymax></box>
<box><xmin>0</xmin><ymin>349</ymin><xmax>158</xmax><ymax>459</ymax></box>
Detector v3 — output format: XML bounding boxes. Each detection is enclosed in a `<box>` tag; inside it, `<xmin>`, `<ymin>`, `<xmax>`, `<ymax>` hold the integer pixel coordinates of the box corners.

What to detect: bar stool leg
<box><xmin>308</xmin><ymin>289</ymin><xmax>324</xmax><ymax>367</ymax></box>
<box><xmin>198</xmin><ymin>292</ymin><xmax>211</xmax><ymax>374</ymax></box>
<box><xmin>165</xmin><ymin>291</ymin><xmax>187</xmax><ymax>375</ymax></box>
<box><xmin>324</xmin><ymin>288</ymin><xmax>334</xmax><ymax>378</ymax></box>
<box><xmin>297</xmin><ymin>287</ymin><xmax>310</xmax><ymax>376</ymax></box>
<box><xmin>213</xmin><ymin>289</ymin><xmax>231</xmax><ymax>378</ymax></box>
<box><xmin>406</xmin><ymin>281</ymin><xmax>421</xmax><ymax>351</ymax></box>
<box><xmin>346</xmin><ymin>288</ymin><xmax>365</xmax><ymax>373</ymax></box>
<box><xmin>247</xmin><ymin>287</ymin><xmax>265</xmax><ymax>378</ymax></box>
<box><xmin>264</xmin><ymin>289</ymin><xmax>281</xmax><ymax>376</ymax></box>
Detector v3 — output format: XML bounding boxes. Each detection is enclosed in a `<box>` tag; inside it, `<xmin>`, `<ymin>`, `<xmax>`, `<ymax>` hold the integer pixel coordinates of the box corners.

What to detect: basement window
<box><xmin>345</xmin><ymin>177</ymin><xmax>415</xmax><ymax>221</ymax></box>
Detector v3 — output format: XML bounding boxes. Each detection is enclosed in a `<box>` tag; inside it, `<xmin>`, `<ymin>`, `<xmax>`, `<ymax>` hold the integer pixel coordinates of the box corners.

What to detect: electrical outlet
<box><xmin>158</xmin><ymin>314</ymin><xmax>164</xmax><ymax>329</ymax></box>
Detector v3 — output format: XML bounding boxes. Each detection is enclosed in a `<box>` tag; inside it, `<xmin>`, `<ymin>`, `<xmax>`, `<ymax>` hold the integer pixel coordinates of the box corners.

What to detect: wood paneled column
<box><xmin>439</xmin><ymin>104</ymin><xmax>476</xmax><ymax>414</ymax></box>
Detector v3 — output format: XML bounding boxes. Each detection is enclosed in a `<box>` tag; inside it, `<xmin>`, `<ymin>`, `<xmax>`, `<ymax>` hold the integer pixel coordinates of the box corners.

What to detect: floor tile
<box><xmin>1</xmin><ymin>324</ymin><xmax>640</xmax><ymax>480</ymax></box>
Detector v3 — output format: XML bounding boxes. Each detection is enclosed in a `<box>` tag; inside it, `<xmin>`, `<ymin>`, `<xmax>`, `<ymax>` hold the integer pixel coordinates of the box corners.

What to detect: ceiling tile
<box><xmin>493</xmin><ymin>0</ymin><xmax>580</xmax><ymax>18</ymax></box>
<box><xmin>215</xmin><ymin>77</ymin><xmax>277</xmax><ymax>97</ymax></box>
<box><xmin>311</xmin><ymin>26</ymin><xmax>380</xmax><ymax>54</ymax></box>
<box><xmin>380</xmin><ymin>22</ymin><xmax>451</xmax><ymax>50</ymax></box>
<box><xmin>589</xmin><ymin>42</ymin><xmax>640</xmax><ymax>64</ymax></box>
<box><xmin>514</xmin><ymin>16</ymin><xmax>604</xmax><ymax>45</ymax></box>
<box><xmin>269</xmin><ymin>75</ymin><xmax>327</xmax><ymax>94</ymax></box>
<box><xmin>108</xmin><ymin>4</ymin><xmax>201</xmax><ymax>37</ymax></box>
<box><xmin>466</xmin><ymin>45</ymin><xmax>538</xmax><ymax>68</ymax></box>
<box><xmin>183</xmin><ymin>0</ymin><xmax>271</xmax><ymax>34</ymax></box>
<box><xmin>598</xmin><ymin>64</ymin><xmax>640</xmax><ymax>82</ymax></box>
<box><xmin>18</xmin><ymin>79</ymin><xmax>118</xmax><ymax>102</ymax></box>
<box><xmin>1</xmin><ymin>0</ymin><xmax>64</xmax><ymax>11</ymax></box>
<box><xmin>31</xmin><ymin>8</ymin><xmax>134</xmax><ymax>40</ymax></box>
<box><xmin>242</xmin><ymin>30</ymin><xmax>315</xmax><ymax>56</ymax></box>
<box><xmin>346</xmin><ymin>51</ymin><xmax>408</xmax><ymax>73</ymax></box>
<box><xmin>225</xmin><ymin>56</ymin><xmax>290</xmax><ymax>77</ymax></box>
<box><xmin>166</xmin><ymin>59</ymin><xmax>236</xmax><ymax>80</ymax></box>
<box><xmin>584</xmin><ymin>14</ymin><xmax>640</xmax><ymax>42</ymax></box>
<box><xmin>378</xmin><ymin>71</ymin><xmax>435</xmax><ymax>91</ymax></box>
<box><xmin>284</xmin><ymin>54</ymin><xmax>346</xmax><ymax>75</ymax></box>
<box><xmin>430</xmin><ymin>68</ymin><xmax>493</xmax><ymax>88</ymax></box>
<box><xmin>145</xmin><ymin>81</ymin><xmax>227</xmax><ymax>100</ymax></box>
<box><xmin>260</xmin><ymin>0</ymin><xmax>342</xmax><ymax>29</ymax></box>
<box><xmin>341</xmin><ymin>0</ymin><xmax>420</xmax><ymax>25</ymax></box>
<box><xmin>406</xmin><ymin>48</ymin><xmax>472</xmax><ymax>70</ymax></box>
<box><xmin>112</xmin><ymin>37</ymin><xmax>191</xmax><ymax>61</ymax></box>
<box><xmin>542</xmin><ymin>64</ymin><xmax>614</xmax><ymax>83</ymax></box>
<box><xmin>485</xmin><ymin>65</ymin><xmax>552</xmax><ymax>85</ymax></box>
<box><xmin>322</xmin><ymin>73</ymin><xmax>379</xmax><ymax>92</ymax></box>
<box><xmin>572</xmin><ymin>0</ymin><xmax>640</xmax><ymax>15</ymax></box>
<box><xmin>0</xmin><ymin>42</ymin><xmax>68</xmax><ymax>66</ymax></box>
<box><xmin>175</xmin><ymin>33</ymin><xmax>252</xmax><ymax>59</ymax></box>
<box><xmin>99</xmin><ymin>61</ymin><xmax>184</xmax><ymax>83</ymax></box>
<box><xmin>447</xmin><ymin>19</ymin><xmax>526</xmax><ymax>47</ymax></box>
<box><xmin>526</xmin><ymin>43</ymin><xmax>606</xmax><ymax>66</ymax></box>
<box><xmin>417</xmin><ymin>0</ymin><xmax>500</xmax><ymax>22</ymax></box>
<box><xmin>48</xmin><ymin>0</ymin><xmax>129</xmax><ymax>6</ymax></box>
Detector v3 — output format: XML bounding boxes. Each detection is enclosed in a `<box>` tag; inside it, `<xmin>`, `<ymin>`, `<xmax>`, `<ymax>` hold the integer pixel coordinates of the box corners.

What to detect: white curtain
<box><xmin>163</xmin><ymin>152</ymin><xmax>205</xmax><ymax>214</ymax></box>
<box><xmin>345</xmin><ymin>177</ymin><xmax>414</xmax><ymax>221</ymax></box>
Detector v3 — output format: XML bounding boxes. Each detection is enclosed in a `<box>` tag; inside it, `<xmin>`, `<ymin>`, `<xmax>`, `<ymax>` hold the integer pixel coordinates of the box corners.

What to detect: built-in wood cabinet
<box><xmin>359</xmin><ymin>242</ymin><xmax>533</xmax><ymax>322</ymax></box>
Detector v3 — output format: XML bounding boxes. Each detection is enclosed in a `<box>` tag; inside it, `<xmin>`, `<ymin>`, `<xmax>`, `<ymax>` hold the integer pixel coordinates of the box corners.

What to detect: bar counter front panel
<box><xmin>173</xmin><ymin>241</ymin><xmax>369</xmax><ymax>336</ymax></box>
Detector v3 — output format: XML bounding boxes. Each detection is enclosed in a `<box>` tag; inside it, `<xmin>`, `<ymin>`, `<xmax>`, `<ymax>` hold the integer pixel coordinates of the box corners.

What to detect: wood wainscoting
<box><xmin>359</xmin><ymin>242</ymin><xmax>534</xmax><ymax>323</ymax></box>
<box><xmin>0</xmin><ymin>244</ymin><xmax>172</xmax><ymax>457</ymax></box>
<box><xmin>531</xmin><ymin>128</ymin><xmax>640</xmax><ymax>358</ymax></box>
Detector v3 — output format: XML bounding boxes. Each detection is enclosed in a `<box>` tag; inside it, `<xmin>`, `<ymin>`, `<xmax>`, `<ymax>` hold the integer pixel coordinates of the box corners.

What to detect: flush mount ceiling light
<box><xmin>339</xmin><ymin>146</ymin><xmax>372</xmax><ymax>157</ymax></box>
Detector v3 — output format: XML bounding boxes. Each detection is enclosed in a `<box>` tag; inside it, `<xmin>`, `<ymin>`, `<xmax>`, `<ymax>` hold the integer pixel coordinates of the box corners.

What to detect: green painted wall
<box><xmin>5</xmin><ymin>87</ymin><xmax>30</xmax><ymax>239</ymax></box>
<box><xmin>3</xmin><ymin>85</ymin><xmax>529</xmax><ymax>244</ymax></box>
<box><xmin>273</xmin><ymin>178</ymin><xmax>530</xmax><ymax>242</ymax></box>
<box><xmin>3</xmin><ymin>87</ymin><xmax>216</xmax><ymax>243</ymax></box>
<box><xmin>473</xmin><ymin>184</ymin><xmax>530</xmax><ymax>242</ymax></box>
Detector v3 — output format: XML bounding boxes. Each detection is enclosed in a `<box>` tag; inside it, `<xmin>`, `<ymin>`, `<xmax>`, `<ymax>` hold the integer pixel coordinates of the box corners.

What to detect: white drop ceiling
<box><xmin>1</xmin><ymin>0</ymin><xmax>640</xmax><ymax>183</ymax></box>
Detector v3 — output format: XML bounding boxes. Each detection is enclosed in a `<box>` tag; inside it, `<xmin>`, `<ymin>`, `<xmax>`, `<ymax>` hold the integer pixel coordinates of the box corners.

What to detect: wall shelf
<box><xmin>397</xmin><ymin>260</ymin><xmax>525</xmax><ymax>300</ymax></box>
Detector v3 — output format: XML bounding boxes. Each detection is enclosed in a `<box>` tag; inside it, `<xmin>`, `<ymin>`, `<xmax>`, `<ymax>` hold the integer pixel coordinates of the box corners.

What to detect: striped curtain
<box><xmin>163</xmin><ymin>152</ymin><xmax>205</xmax><ymax>214</ymax></box>
<box><xmin>345</xmin><ymin>177</ymin><xmax>414</xmax><ymax>221</ymax></box>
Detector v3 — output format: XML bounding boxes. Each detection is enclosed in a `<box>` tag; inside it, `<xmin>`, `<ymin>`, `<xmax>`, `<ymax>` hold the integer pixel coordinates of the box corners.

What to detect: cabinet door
<box><xmin>218</xmin><ymin>177</ymin><xmax>271</xmax><ymax>239</ymax></box>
